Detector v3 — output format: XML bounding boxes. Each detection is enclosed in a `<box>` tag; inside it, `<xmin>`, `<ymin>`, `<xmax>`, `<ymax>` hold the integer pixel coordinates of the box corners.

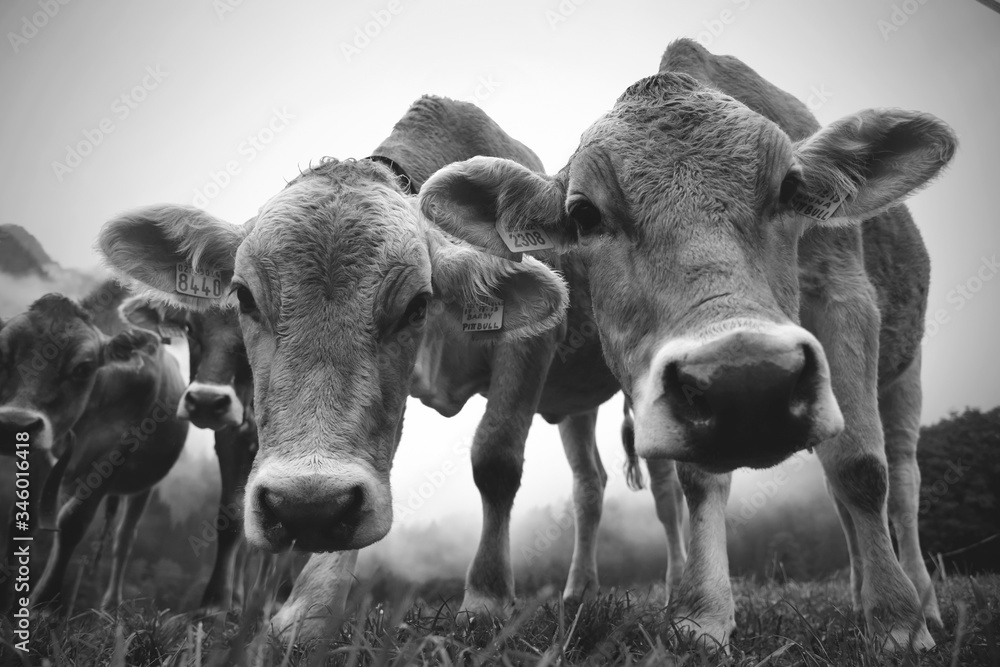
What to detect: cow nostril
<box><xmin>185</xmin><ymin>391</ymin><xmax>231</xmax><ymax>413</ymax></box>
<box><xmin>663</xmin><ymin>362</ymin><xmax>715</xmax><ymax>426</ymax></box>
<box><xmin>788</xmin><ymin>344</ymin><xmax>818</xmax><ymax>416</ymax></box>
<box><xmin>207</xmin><ymin>394</ymin><xmax>231</xmax><ymax>411</ymax></box>
<box><xmin>0</xmin><ymin>413</ymin><xmax>44</xmax><ymax>434</ymax></box>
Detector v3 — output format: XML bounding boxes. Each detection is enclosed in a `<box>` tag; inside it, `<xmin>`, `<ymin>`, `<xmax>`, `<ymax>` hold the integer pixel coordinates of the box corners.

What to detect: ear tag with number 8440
<box><xmin>176</xmin><ymin>263</ymin><xmax>224</xmax><ymax>299</ymax></box>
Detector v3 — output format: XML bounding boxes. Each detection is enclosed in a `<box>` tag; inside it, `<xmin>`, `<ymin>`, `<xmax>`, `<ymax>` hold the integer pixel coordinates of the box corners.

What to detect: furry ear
<box><xmin>427</xmin><ymin>227</ymin><xmax>568</xmax><ymax>342</ymax></box>
<box><xmin>420</xmin><ymin>157</ymin><xmax>568</xmax><ymax>262</ymax></box>
<box><xmin>98</xmin><ymin>205</ymin><xmax>244</xmax><ymax>309</ymax></box>
<box><xmin>792</xmin><ymin>109</ymin><xmax>957</xmax><ymax>224</ymax></box>
<box><xmin>104</xmin><ymin>328</ymin><xmax>160</xmax><ymax>363</ymax></box>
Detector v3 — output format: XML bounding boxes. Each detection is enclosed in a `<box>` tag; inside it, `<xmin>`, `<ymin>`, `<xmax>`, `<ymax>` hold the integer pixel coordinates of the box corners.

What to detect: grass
<box><xmin>2</xmin><ymin>570</ymin><xmax>998</xmax><ymax>666</ymax></box>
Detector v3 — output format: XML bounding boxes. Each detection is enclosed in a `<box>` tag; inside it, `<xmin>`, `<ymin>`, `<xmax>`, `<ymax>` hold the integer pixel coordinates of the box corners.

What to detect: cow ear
<box><xmin>427</xmin><ymin>228</ymin><xmax>568</xmax><ymax>341</ymax></box>
<box><xmin>420</xmin><ymin>157</ymin><xmax>569</xmax><ymax>261</ymax></box>
<box><xmin>119</xmin><ymin>296</ymin><xmax>164</xmax><ymax>334</ymax></box>
<box><xmin>791</xmin><ymin>109</ymin><xmax>957</xmax><ymax>224</ymax></box>
<box><xmin>98</xmin><ymin>204</ymin><xmax>244</xmax><ymax>310</ymax></box>
<box><xmin>103</xmin><ymin>328</ymin><xmax>160</xmax><ymax>364</ymax></box>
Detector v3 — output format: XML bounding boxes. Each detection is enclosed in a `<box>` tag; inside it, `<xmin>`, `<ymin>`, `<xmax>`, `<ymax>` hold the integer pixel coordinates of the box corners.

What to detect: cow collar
<box><xmin>365</xmin><ymin>155</ymin><xmax>418</xmax><ymax>196</ymax></box>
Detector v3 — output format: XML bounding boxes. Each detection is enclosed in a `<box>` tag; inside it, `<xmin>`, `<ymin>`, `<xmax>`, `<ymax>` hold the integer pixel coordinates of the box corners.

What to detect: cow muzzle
<box><xmin>634</xmin><ymin>322</ymin><xmax>844</xmax><ymax>471</ymax></box>
<box><xmin>0</xmin><ymin>407</ymin><xmax>52</xmax><ymax>456</ymax></box>
<box><xmin>244</xmin><ymin>460</ymin><xmax>390</xmax><ymax>552</ymax></box>
<box><xmin>177</xmin><ymin>381</ymin><xmax>244</xmax><ymax>430</ymax></box>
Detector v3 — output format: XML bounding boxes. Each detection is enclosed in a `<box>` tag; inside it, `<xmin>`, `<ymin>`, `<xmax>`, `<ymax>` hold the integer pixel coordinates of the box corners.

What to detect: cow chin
<box><xmin>631</xmin><ymin>320</ymin><xmax>845</xmax><ymax>472</ymax></box>
<box><xmin>243</xmin><ymin>457</ymin><xmax>392</xmax><ymax>553</ymax></box>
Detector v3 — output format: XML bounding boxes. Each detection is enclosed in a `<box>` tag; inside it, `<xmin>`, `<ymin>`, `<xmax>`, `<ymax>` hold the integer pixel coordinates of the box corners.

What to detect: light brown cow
<box><xmin>420</xmin><ymin>40</ymin><xmax>956</xmax><ymax>651</ymax></box>
<box><xmin>0</xmin><ymin>281</ymin><xmax>189</xmax><ymax>610</ymax></box>
<box><xmin>99</xmin><ymin>97</ymin><xmax>642</xmax><ymax>638</ymax></box>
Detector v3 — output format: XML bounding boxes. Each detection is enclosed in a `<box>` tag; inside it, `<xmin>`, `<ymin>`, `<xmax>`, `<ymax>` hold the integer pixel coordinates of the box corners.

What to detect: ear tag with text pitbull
<box><xmin>175</xmin><ymin>263</ymin><xmax>224</xmax><ymax>299</ymax></box>
<box><xmin>496</xmin><ymin>222</ymin><xmax>554</xmax><ymax>254</ymax></box>
<box><xmin>462</xmin><ymin>297</ymin><xmax>504</xmax><ymax>333</ymax></box>
<box><xmin>789</xmin><ymin>188</ymin><xmax>847</xmax><ymax>222</ymax></box>
<box><xmin>157</xmin><ymin>324</ymin><xmax>187</xmax><ymax>342</ymax></box>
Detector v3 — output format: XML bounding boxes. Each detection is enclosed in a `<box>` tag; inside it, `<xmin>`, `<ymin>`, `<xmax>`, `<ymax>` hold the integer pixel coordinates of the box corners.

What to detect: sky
<box><xmin>2</xmin><ymin>0</ymin><xmax>999</xmax><ymax>547</ymax></box>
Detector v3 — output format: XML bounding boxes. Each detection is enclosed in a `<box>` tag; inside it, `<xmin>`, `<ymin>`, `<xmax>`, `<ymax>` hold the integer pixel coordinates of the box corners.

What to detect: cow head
<box><xmin>0</xmin><ymin>293</ymin><xmax>159</xmax><ymax>456</ymax></box>
<box><xmin>121</xmin><ymin>297</ymin><xmax>250</xmax><ymax>430</ymax></box>
<box><xmin>421</xmin><ymin>72</ymin><xmax>956</xmax><ymax>472</ymax></box>
<box><xmin>98</xmin><ymin>159</ymin><xmax>568</xmax><ymax>551</ymax></box>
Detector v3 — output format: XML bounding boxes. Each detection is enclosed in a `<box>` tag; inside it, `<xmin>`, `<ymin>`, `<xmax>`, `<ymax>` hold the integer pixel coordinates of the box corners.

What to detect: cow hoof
<box><xmin>562</xmin><ymin>581</ymin><xmax>598</xmax><ymax>605</ymax></box>
<box><xmin>881</xmin><ymin>623</ymin><xmax>935</xmax><ymax>653</ymax></box>
<box><xmin>669</xmin><ymin>612</ymin><xmax>735</xmax><ymax>653</ymax></box>
<box><xmin>456</xmin><ymin>592</ymin><xmax>512</xmax><ymax>626</ymax></box>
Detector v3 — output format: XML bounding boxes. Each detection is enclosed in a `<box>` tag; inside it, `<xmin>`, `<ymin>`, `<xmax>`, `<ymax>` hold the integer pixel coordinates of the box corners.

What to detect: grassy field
<box><xmin>3</xmin><ymin>571</ymin><xmax>998</xmax><ymax>666</ymax></box>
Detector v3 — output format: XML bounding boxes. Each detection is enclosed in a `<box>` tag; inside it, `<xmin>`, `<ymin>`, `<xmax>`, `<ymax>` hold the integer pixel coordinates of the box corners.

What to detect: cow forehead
<box><xmin>0</xmin><ymin>307</ymin><xmax>100</xmax><ymax>379</ymax></box>
<box><xmin>236</xmin><ymin>170</ymin><xmax>430</xmax><ymax>317</ymax></box>
<box><xmin>575</xmin><ymin>75</ymin><xmax>791</xmax><ymax>223</ymax></box>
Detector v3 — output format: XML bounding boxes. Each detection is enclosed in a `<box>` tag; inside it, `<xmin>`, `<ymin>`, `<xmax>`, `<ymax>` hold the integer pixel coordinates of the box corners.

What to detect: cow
<box><xmin>0</xmin><ymin>280</ymin><xmax>189</xmax><ymax>610</ymax></box>
<box><xmin>97</xmin><ymin>96</ymin><xmax>691</xmax><ymax>639</ymax></box>
<box><xmin>417</xmin><ymin>40</ymin><xmax>957</xmax><ymax>651</ymax></box>
<box><xmin>119</xmin><ymin>297</ymin><xmax>259</xmax><ymax>612</ymax></box>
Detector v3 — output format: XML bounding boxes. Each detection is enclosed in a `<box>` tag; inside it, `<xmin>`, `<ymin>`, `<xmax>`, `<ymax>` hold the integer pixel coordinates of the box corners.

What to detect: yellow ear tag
<box><xmin>789</xmin><ymin>189</ymin><xmax>847</xmax><ymax>222</ymax></box>
<box><xmin>175</xmin><ymin>263</ymin><xmax>223</xmax><ymax>299</ymax></box>
<box><xmin>462</xmin><ymin>297</ymin><xmax>504</xmax><ymax>333</ymax></box>
<box><xmin>496</xmin><ymin>222</ymin><xmax>554</xmax><ymax>253</ymax></box>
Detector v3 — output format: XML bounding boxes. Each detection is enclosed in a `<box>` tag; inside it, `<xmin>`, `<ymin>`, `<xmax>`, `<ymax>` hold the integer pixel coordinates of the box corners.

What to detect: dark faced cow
<box><xmin>120</xmin><ymin>297</ymin><xmax>258</xmax><ymax>612</ymax></box>
<box><xmin>419</xmin><ymin>40</ymin><xmax>956</xmax><ymax>651</ymax></box>
<box><xmin>99</xmin><ymin>96</ymin><xmax>647</xmax><ymax>639</ymax></box>
<box><xmin>0</xmin><ymin>281</ymin><xmax>188</xmax><ymax>610</ymax></box>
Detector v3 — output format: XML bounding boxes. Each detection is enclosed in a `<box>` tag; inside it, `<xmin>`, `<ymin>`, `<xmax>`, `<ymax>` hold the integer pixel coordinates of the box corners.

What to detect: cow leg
<box><xmin>806</xmin><ymin>295</ymin><xmax>933</xmax><ymax>652</ymax></box>
<box><xmin>100</xmin><ymin>489</ymin><xmax>151</xmax><ymax>610</ymax></box>
<box><xmin>558</xmin><ymin>409</ymin><xmax>606</xmax><ymax>603</ymax></box>
<box><xmin>647</xmin><ymin>458</ymin><xmax>687</xmax><ymax>604</ymax></box>
<box><xmin>880</xmin><ymin>351</ymin><xmax>941</xmax><ymax>627</ymax></box>
<box><xmin>200</xmin><ymin>427</ymin><xmax>254</xmax><ymax>611</ymax></box>
<box><xmin>32</xmin><ymin>486</ymin><xmax>107</xmax><ymax>607</ymax></box>
<box><xmin>669</xmin><ymin>464</ymin><xmax>734</xmax><ymax>649</ymax></box>
<box><xmin>828</xmin><ymin>486</ymin><xmax>864</xmax><ymax>614</ymax></box>
<box><xmin>462</xmin><ymin>338</ymin><xmax>553</xmax><ymax>619</ymax></box>
<box><xmin>271</xmin><ymin>550</ymin><xmax>358</xmax><ymax>641</ymax></box>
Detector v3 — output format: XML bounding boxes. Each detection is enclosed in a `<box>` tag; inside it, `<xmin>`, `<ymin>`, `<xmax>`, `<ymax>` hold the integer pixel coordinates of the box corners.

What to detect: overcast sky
<box><xmin>2</xmin><ymin>0</ymin><xmax>998</xmax><ymax>535</ymax></box>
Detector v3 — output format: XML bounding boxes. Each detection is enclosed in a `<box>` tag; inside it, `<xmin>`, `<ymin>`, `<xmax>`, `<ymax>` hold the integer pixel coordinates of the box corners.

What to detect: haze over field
<box><xmin>2</xmin><ymin>0</ymin><xmax>998</xmax><ymax>571</ymax></box>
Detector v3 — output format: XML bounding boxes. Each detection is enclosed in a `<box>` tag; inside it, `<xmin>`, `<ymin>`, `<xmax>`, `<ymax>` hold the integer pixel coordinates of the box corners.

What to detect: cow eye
<box><xmin>568</xmin><ymin>197</ymin><xmax>602</xmax><ymax>236</ymax></box>
<box><xmin>779</xmin><ymin>168</ymin><xmax>801</xmax><ymax>205</ymax></box>
<box><xmin>69</xmin><ymin>360</ymin><xmax>97</xmax><ymax>381</ymax></box>
<box><xmin>399</xmin><ymin>293</ymin><xmax>430</xmax><ymax>329</ymax></box>
<box><xmin>234</xmin><ymin>284</ymin><xmax>257</xmax><ymax>315</ymax></box>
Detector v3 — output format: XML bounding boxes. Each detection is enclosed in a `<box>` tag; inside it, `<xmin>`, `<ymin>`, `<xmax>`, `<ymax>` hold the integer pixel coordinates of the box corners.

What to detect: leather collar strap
<box><xmin>365</xmin><ymin>155</ymin><xmax>418</xmax><ymax>195</ymax></box>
